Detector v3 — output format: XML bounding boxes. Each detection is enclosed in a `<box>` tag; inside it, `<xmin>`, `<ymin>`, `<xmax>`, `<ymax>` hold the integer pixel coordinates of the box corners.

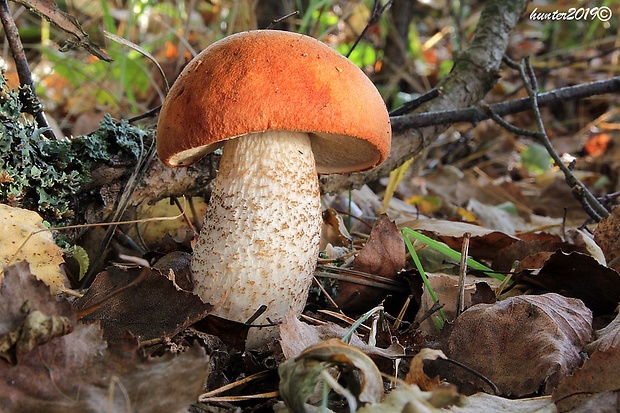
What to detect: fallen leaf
<box><xmin>553</xmin><ymin>346</ymin><xmax>620</xmax><ymax>412</ymax></box>
<box><xmin>0</xmin><ymin>262</ymin><xmax>74</xmax><ymax>363</ymax></box>
<box><xmin>414</xmin><ymin>274</ymin><xmax>497</xmax><ymax>334</ymax></box>
<box><xmin>446</xmin><ymin>293</ymin><xmax>592</xmax><ymax>396</ymax></box>
<box><xmin>278</xmin><ymin>339</ymin><xmax>383</xmax><ymax>412</ymax></box>
<box><xmin>0</xmin><ymin>263</ymin><xmax>210</xmax><ymax>412</ymax></box>
<box><xmin>527</xmin><ymin>250</ymin><xmax>620</xmax><ymax>315</ymax></box>
<box><xmin>356</xmin><ymin>384</ymin><xmax>455</xmax><ymax>413</ymax></box>
<box><xmin>586</xmin><ymin>308</ymin><xmax>620</xmax><ymax>353</ymax></box>
<box><xmin>74</xmin><ymin>265</ymin><xmax>213</xmax><ymax>341</ymax></box>
<box><xmin>594</xmin><ymin>205</ymin><xmax>620</xmax><ymax>272</ymax></box>
<box><xmin>449</xmin><ymin>392</ymin><xmax>554</xmax><ymax>412</ymax></box>
<box><xmin>402</xmin><ymin>218</ymin><xmax>519</xmax><ymax>261</ymax></box>
<box><xmin>0</xmin><ymin>204</ymin><xmax>67</xmax><ymax>293</ymax></box>
<box><xmin>335</xmin><ymin>214</ymin><xmax>406</xmax><ymax>312</ymax></box>
<box><xmin>405</xmin><ymin>348</ymin><xmax>446</xmax><ymax>391</ymax></box>
<box><xmin>279</xmin><ymin>312</ymin><xmax>405</xmax><ymax>361</ymax></box>
<box><xmin>492</xmin><ymin>232</ymin><xmax>590</xmax><ymax>273</ymax></box>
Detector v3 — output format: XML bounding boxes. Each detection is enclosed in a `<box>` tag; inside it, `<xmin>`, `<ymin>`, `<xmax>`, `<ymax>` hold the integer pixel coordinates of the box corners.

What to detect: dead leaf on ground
<box><xmin>278</xmin><ymin>339</ymin><xmax>383</xmax><ymax>412</ymax></box>
<box><xmin>493</xmin><ymin>233</ymin><xmax>590</xmax><ymax>273</ymax></box>
<box><xmin>414</xmin><ymin>274</ymin><xmax>496</xmax><ymax>334</ymax></box>
<box><xmin>586</xmin><ymin>308</ymin><xmax>620</xmax><ymax>353</ymax></box>
<box><xmin>446</xmin><ymin>293</ymin><xmax>592</xmax><ymax>397</ymax></box>
<box><xmin>74</xmin><ymin>265</ymin><xmax>213</xmax><ymax>341</ymax></box>
<box><xmin>553</xmin><ymin>345</ymin><xmax>620</xmax><ymax>412</ymax></box>
<box><xmin>449</xmin><ymin>393</ymin><xmax>554</xmax><ymax>412</ymax></box>
<box><xmin>279</xmin><ymin>312</ymin><xmax>405</xmax><ymax>362</ymax></box>
<box><xmin>334</xmin><ymin>214</ymin><xmax>406</xmax><ymax>312</ymax></box>
<box><xmin>405</xmin><ymin>348</ymin><xmax>447</xmax><ymax>391</ymax></box>
<box><xmin>402</xmin><ymin>219</ymin><xmax>519</xmax><ymax>261</ymax></box>
<box><xmin>526</xmin><ymin>250</ymin><xmax>620</xmax><ymax>315</ymax></box>
<box><xmin>529</xmin><ymin>177</ymin><xmax>590</xmax><ymax>221</ymax></box>
<box><xmin>594</xmin><ymin>205</ymin><xmax>620</xmax><ymax>272</ymax></box>
<box><xmin>0</xmin><ymin>262</ymin><xmax>74</xmax><ymax>363</ymax></box>
<box><xmin>0</xmin><ymin>204</ymin><xmax>67</xmax><ymax>293</ymax></box>
<box><xmin>0</xmin><ymin>262</ymin><xmax>210</xmax><ymax>412</ymax></box>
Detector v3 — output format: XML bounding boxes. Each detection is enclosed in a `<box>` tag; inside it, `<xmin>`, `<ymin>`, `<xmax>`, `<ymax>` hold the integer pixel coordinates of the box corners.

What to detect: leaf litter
<box><xmin>0</xmin><ymin>262</ymin><xmax>209</xmax><ymax>412</ymax></box>
<box><xmin>2</xmin><ymin>1</ymin><xmax>620</xmax><ymax>411</ymax></box>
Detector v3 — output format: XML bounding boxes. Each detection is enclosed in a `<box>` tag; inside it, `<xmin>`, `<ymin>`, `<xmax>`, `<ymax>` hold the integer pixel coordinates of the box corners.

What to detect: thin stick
<box><xmin>519</xmin><ymin>58</ymin><xmax>608</xmax><ymax>220</ymax></box>
<box><xmin>456</xmin><ymin>232</ymin><xmax>471</xmax><ymax>317</ymax></box>
<box><xmin>346</xmin><ymin>0</ymin><xmax>393</xmax><ymax>58</ymax></box>
<box><xmin>390</xmin><ymin>76</ymin><xmax>620</xmax><ymax>131</ymax></box>
<box><xmin>199</xmin><ymin>370</ymin><xmax>270</xmax><ymax>399</ymax></box>
<box><xmin>0</xmin><ymin>0</ymin><xmax>54</xmax><ymax>139</ymax></box>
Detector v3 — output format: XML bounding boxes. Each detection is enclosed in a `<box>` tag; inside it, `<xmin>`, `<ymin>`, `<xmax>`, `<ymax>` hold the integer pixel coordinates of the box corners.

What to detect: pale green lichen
<box><xmin>0</xmin><ymin>73</ymin><xmax>149</xmax><ymax>223</ymax></box>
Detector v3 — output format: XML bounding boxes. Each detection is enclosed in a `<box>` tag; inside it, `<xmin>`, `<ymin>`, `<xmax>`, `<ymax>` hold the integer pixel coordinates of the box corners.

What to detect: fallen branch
<box><xmin>0</xmin><ymin>0</ymin><xmax>53</xmax><ymax>138</ymax></box>
<box><xmin>487</xmin><ymin>58</ymin><xmax>610</xmax><ymax>222</ymax></box>
<box><xmin>390</xmin><ymin>76</ymin><xmax>620</xmax><ymax>131</ymax></box>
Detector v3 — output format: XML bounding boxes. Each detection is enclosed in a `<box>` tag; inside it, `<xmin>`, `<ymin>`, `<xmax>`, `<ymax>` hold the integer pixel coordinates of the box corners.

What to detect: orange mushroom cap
<box><xmin>156</xmin><ymin>30</ymin><xmax>391</xmax><ymax>174</ymax></box>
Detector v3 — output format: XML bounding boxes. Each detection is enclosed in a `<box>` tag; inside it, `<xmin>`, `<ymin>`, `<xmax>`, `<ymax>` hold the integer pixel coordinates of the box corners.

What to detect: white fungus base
<box><xmin>191</xmin><ymin>131</ymin><xmax>322</xmax><ymax>348</ymax></box>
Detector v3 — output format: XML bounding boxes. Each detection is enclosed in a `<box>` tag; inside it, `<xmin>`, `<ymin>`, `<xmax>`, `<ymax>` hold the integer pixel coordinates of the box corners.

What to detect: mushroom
<box><xmin>156</xmin><ymin>30</ymin><xmax>391</xmax><ymax>348</ymax></box>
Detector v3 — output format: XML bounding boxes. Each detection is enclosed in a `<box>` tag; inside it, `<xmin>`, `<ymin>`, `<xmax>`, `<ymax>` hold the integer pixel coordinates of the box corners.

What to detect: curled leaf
<box><xmin>279</xmin><ymin>339</ymin><xmax>383</xmax><ymax>412</ymax></box>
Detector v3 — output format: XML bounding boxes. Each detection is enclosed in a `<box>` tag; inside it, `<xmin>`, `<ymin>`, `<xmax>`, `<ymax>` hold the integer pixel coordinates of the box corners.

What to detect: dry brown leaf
<box><xmin>594</xmin><ymin>205</ymin><xmax>620</xmax><ymax>272</ymax></box>
<box><xmin>335</xmin><ymin>214</ymin><xmax>406</xmax><ymax>312</ymax></box>
<box><xmin>553</xmin><ymin>346</ymin><xmax>620</xmax><ymax>412</ymax></box>
<box><xmin>405</xmin><ymin>348</ymin><xmax>446</xmax><ymax>391</ymax></box>
<box><xmin>449</xmin><ymin>393</ymin><xmax>555</xmax><ymax>412</ymax></box>
<box><xmin>415</xmin><ymin>274</ymin><xmax>496</xmax><ymax>334</ymax></box>
<box><xmin>446</xmin><ymin>293</ymin><xmax>593</xmax><ymax>396</ymax></box>
<box><xmin>530</xmin><ymin>177</ymin><xmax>589</xmax><ymax>221</ymax></box>
<box><xmin>528</xmin><ymin>250</ymin><xmax>620</xmax><ymax>315</ymax></box>
<box><xmin>0</xmin><ymin>263</ymin><xmax>210</xmax><ymax>412</ymax></box>
<box><xmin>0</xmin><ymin>204</ymin><xmax>67</xmax><ymax>293</ymax></box>
<box><xmin>0</xmin><ymin>262</ymin><xmax>75</xmax><ymax>363</ymax></box>
<box><xmin>492</xmin><ymin>232</ymin><xmax>590</xmax><ymax>273</ymax></box>
<box><xmin>279</xmin><ymin>312</ymin><xmax>405</xmax><ymax>361</ymax></box>
<box><xmin>586</xmin><ymin>309</ymin><xmax>620</xmax><ymax>353</ymax></box>
<box><xmin>74</xmin><ymin>265</ymin><xmax>213</xmax><ymax>341</ymax></box>
<box><xmin>402</xmin><ymin>219</ymin><xmax>519</xmax><ymax>261</ymax></box>
<box><xmin>278</xmin><ymin>339</ymin><xmax>383</xmax><ymax>412</ymax></box>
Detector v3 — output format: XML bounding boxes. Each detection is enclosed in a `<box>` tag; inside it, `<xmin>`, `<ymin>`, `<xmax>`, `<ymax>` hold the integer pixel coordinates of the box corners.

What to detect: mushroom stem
<box><xmin>191</xmin><ymin>131</ymin><xmax>322</xmax><ymax>348</ymax></box>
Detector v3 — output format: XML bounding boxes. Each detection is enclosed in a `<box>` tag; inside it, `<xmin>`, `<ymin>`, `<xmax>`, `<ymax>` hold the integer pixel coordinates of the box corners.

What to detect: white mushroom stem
<box><xmin>191</xmin><ymin>131</ymin><xmax>322</xmax><ymax>348</ymax></box>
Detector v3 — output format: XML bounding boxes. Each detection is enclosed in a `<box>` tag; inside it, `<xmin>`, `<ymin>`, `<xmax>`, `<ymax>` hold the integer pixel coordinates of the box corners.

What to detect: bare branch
<box><xmin>391</xmin><ymin>76</ymin><xmax>620</xmax><ymax>130</ymax></box>
<box><xmin>0</xmin><ymin>0</ymin><xmax>55</xmax><ymax>138</ymax></box>
<box><xmin>320</xmin><ymin>0</ymin><xmax>530</xmax><ymax>193</ymax></box>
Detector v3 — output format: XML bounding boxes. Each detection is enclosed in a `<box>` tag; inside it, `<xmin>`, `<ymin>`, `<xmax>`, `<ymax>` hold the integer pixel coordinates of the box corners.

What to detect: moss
<box><xmin>0</xmin><ymin>73</ymin><xmax>148</xmax><ymax>224</ymax></box>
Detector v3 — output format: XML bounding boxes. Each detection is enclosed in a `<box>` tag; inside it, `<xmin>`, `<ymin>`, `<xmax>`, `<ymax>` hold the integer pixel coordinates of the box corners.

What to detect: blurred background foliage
<box><xmin>1</xmin><ymin>0</ymin><xmax>618</xmax><ymax>138</ymax></box>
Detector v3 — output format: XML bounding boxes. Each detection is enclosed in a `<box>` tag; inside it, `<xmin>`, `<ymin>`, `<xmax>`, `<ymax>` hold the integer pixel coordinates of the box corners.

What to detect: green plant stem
<box><xmin>402</xmin><ymin>229</ymin><xmax>447</xmax><ymax>328</ymax></box>
<box><xmin>401</xmin><ymin>228</ymin><xmax>506</xmax><ymax>282</ymax></box>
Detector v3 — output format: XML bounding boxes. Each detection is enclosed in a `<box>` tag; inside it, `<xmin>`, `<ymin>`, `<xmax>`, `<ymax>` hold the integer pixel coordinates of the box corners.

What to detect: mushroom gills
<box><xmin>191</xmin><ymin>130</ymin><xmax>322</xmax><ymax>347</ymax></box>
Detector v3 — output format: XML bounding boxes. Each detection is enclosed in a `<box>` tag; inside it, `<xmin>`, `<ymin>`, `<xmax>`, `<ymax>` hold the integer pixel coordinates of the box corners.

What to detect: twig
<box><xmin>0</xmin><ymin>0</ymin><xmax>55</xmax><ymax>139</ymax></box>
<box><xmin>389</xmin><ymin>88</ymin><xmax>441</xmax><ymax>116</ymax></box>
<box><xmin>456</xmin><ymin>232</ymin><xmax>471</xmax><ymax>317</ymax></box>
<box><xmin>488</xmin><ymin>58</ymin><xmax>610</xmax><ymax>222</ymax></box>
<box><xmin>346</xmin><ymin>0</ymin><xmax>393</xmax><ymax>58</ymax></box>
<box><xmin>265</xmin><ymin>10</ymin><xmax>299</xmax><ymax>30</ymax></box>
<box><xmin>390</xmin><ymin>76</ymin><xmax>620</xmax><ymax>131</ymax></box>
<box><xmin>520</xmin><ymin>58</ymin><xmax>609</xmax><ymax>221</ymax></box>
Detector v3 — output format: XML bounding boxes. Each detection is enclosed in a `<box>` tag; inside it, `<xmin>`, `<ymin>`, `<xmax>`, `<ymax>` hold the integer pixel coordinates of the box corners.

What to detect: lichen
<box><xmin>0</xmin><ymin>73</ymin><xmax>148</xmax><ymax>224</ymax></box>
